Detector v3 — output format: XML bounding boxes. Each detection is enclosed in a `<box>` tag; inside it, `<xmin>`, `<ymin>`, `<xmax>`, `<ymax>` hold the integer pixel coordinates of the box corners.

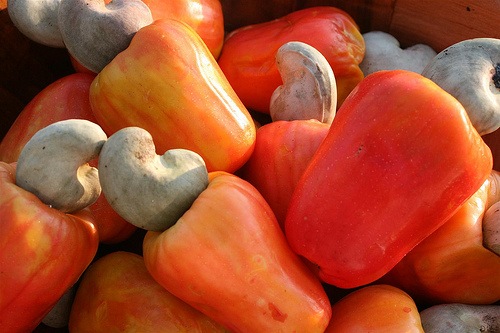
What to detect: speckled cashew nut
<box><xmin>420</xmin><ymin>303</ymin><xmax>500</xmax><ymax>333</ymax></box>
<box><xmin>7</xmin><ymin>0</ymin><xmax>65</xmax><ymax>47</ymax></box>
<box><xmin>98</xmin><ymin>127</ymin><xmax>209</xmax><ymax>232</ymax></box>
<box><xmin>422</xmin><ymin>38</ymin><xmax>500</xmax><ymax>136</ymax></box>
<box><xmin>270</xmin><ymin>41</ymin><xmax>337</xmax><ymax>124</ymax></box>
<box><xmin>359</xmin><ymin>31</ymin><xmax>436</xmax><ymax>76</ymax></box>
<box><xmin>483</xmin><ymin>201</ymin><xmax>500</xmax><ymax>256</ymax></box>
<box><xmin>58</xmin><ymin>0</ymin><xmax>153</xmax><ymax>73</ymax></box>
<box><xmin>15</xmin><ymin>119</ymin><xmax>107</xmax><ymax>213</ymax></box>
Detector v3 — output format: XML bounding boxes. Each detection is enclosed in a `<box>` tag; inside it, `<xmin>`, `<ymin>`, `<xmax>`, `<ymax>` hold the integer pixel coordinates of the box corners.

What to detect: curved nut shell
<box><xmin>58</xmin><ymin>0</ymin><xmax>153</xmax><ymax>73</ymax></box>
<box><xmin>15</xmin><ymin>119</ymin><xmax>107</xmax><ymax>213</ymax></box>
<box><xmin>360</xmin><ymin>31</ymin><xmax>436</xmax><ymax>75</ymax></box>
<box><xmin>8</xmin><ymin>0</ymin><xmax>65</xmax><ymax>47</ymax></box>
<box><xmin>270</xmin><ymin>41</ymin><xmax>336</xmax><ymax>123</ymax></box>
<box><xmin>422</xmin><ymin>38</ymin><xmax>500</xmax><ymax>135</ymax></box>
<box><xmin>483</xmin><ymin>201</ymin><xmax>500</xmax><ymax>256</ymax></box>
<box><xmin>98</xmin><ymin>127</ymin><xmax>209</xmax><ymax>232</ymax></box>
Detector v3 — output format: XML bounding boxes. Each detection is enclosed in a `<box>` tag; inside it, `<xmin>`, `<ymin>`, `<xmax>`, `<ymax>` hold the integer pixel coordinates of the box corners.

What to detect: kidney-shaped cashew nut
<box><xmin>15</xmin><ymin>119</ymin><xmax>107</xmax><ymax>213</ymax></box>
<box><xmin>359</xmin><ymin>31</ymin><xmax>436</xmax><ymax>76</ymax></box>
<box><xmin>98</xmin><ymin>127</ymin><xmax>209</xmax><ymax>232</ymax></box>
<box><xmin>422</xmin><ymin>38</ymin><xmax>500</xmax><ymax>136</ymax></box>
<box><xmin>7</xmin><ymin>0</ymin><xmax>65</xmax><ymax>48</ymax></box>
<box><xmin>58</xmin><ymin>0</ymin><xmax>153</xmax><ymax>73</ymax></box>
<box><xmin>270</xmin><ymin>41</ymin><xmax>337</xmax><ymax>124</ymax></box>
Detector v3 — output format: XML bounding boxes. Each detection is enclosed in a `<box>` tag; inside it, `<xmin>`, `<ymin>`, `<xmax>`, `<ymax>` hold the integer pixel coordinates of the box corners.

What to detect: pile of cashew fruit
<box><xmin>1</xmin><ymin>1</ymin><xmax>500</xmax><ymax>332</ymax></box>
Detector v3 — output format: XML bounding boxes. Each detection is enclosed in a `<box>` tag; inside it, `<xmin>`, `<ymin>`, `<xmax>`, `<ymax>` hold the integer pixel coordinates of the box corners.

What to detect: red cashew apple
<box><xmin>285</xmin><ymin>70</ymin><xmax>493</xmax><ymax>289</ymax></box>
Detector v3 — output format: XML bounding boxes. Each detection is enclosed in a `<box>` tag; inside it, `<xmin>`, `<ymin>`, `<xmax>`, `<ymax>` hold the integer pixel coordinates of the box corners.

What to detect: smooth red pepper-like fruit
<box><xmin>285</xmin><ymin>70</ymin><xmax>493</xmax><ymax>289</ymax></box>
<box><xmin>69</xmin><ymin>251</ymin><xmax>229</xmax><ymax>332</ymax></box>
<box><xmin>381</xmin><ymin>171</ymin><xmax>500</xmax><ymax>305</ymax></box>
<box><xmin>324</xmin><ymin>284</ymin><xmax>424</xmax><ymax>333</ymax></box>
<box><xmin>143</xmin><ymin>171</ymin><xmax>332</xmax><ymax>333</ymax></box>
<box><xmin>217</xmin><ymin>6</ymin><xmax>365</xmax><ymax>114</ymax></box>
<box><xmin>0</xmin><ymin>162</ymin><xmax>99</xmax><ymax>332</ymax></box>
<box><xmin>90</xmin><ymin>19</ymin><xmax>256</xmax><ymax>173</ymax></box>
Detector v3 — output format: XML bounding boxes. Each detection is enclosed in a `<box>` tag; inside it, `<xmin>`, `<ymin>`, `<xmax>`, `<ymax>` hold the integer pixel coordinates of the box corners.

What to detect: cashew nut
<box><xmin>58</xmin><ymin>0</ymin><xmax>153</xmax><ymax>73</ymax></box>
<box><xmin>360</xmin><ymin>31</ymin><xmax>437</xmax><ymax>76</ymax></box>
<box><xmin>420</xmin><ymin>303</ymin><xmax>500</xmax><ymax>333</ymax></box>
<box><xmin>270</xmin><ymin>41</ymin><xmax>336</xmax><ymax>124</ymax></box>
<box><xmin>15</xmin><ymin>119</ymin><xmax>107</xmax><ymax>213</ymax></box>
<box><xmin>422</xmin><ymin>38</ymin><xmax>500</xmax><ymax>135</ymax></box>
<box><xmin>98</xmin><ymin>127</ymin><xmax>209</xmax><ymax>232</ymax></box>
<box><xmin>483</xmin><ymin>201</ymin><xmax>500</xmax><ymax>256</ymax></box>
<box><xmin>7</xmin><ymin>0</ymin><xmax>65</xmax><ymax>47</ymax></box>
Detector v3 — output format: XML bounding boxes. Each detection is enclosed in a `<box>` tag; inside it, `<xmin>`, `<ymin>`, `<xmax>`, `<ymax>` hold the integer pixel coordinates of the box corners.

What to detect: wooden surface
<box><xmin>221</xmin><ymin>0</ymin><xmax>500</xmax><ymax>50</ymax></box>
<box><xmin>220</xmin><ymin>0</ymin><xmax>396</xmax><ymax>33</ymax></box>
<box><xmin>390</xmin><ymin>0</ymin><xmax>500</xmax><ymax>52</ymax></box>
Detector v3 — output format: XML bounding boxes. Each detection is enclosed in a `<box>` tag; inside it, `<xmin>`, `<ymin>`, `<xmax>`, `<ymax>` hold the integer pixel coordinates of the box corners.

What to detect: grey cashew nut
<box><xmin>360</xmin><ymin>31</ymin><xmax>436</xmax><ymax>76</ymax></box>
<box><xmin>420</xmin><ymin>303</ymin><xmax>500</xmax><ymax>333</ymax></box>
<box><xmin>15</xmin><ymin>119</ymin><xmax>107</xmax><ymax>213</ymax></box>
<box><xmin>7</xmin><ymin>0</ymin><xmax>65</xmax><ymax>47</ymax></box>
<box><xmin>483</xmin><ymin>201</ymin><xmax>500</xmax><ymax>256</ymax></box>
<box><xmin>58</xmin><ymin>0</ymin><xmax>153</xmax><ymax>73</ymax></box>
<box><xmin>422</xmin><ymin>38</ymin><xmax>500</xmax><ymax>136</ymax></box>
<box><xmin>270</xmin><ymin>41</ymin><xmax>337</xmax><ymax>124</ymax></box>
<box><xmin>98</xmin><ymin>127</ymin><xmax>209</xmax><ymax>232</ymax></box>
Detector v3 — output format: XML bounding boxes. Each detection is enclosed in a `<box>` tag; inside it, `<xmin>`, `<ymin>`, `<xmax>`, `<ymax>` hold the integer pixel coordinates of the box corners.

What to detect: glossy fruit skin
<box><xmin>69</xmin><ymin>251</ymin><xmax>229</xmax><ymax>332</ymax></box>
<box><xmin>217</xmin><ymin>6</ymin><xmax>365</xmax><ymax>114</ymax></box>
<box><xmin>142</xmin><ymin>0</ymin><xmax>225</xmax><ymax>59</ymax></box>
<box><xmin>239</xmin><ymin>119</ymin><xmax>329</xmax><ymax>228</ymax></box>
<box><xmin>0</xmin><ymin>73</ymin><xmax>136</xmax><ymax>244</ymax></box>
<box><xmin>285</xmin><ymin>70</ymin><xmax>493</xmax><ymax>289</ymax></box>
<box><xmin>381</xmin><ymin>171</ymin><xmax>500</xmax><ymax>305</ymax></box>
<box><xmin>0</xmin><ymin>162</ymin><xmax>99</xmax><ymax>332</ymax></box>
<box><xmin>90</xmin><ymin>19</ymin><xmax>256</xmax><ymax>173</ymax></box>
<box><xmin>0</xmin><ymin>73</ymin><xmax>97</xmax><ymax>163</ymax></box>
<box><xmin>143</xmin><ymin>171</ymin><xmax>332</xmax><ymax>333</ymax></box>
<box><xmin>324</xmin><ymin>284</ymin><xmax>424</xmax><ymax>333</ymax></box>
